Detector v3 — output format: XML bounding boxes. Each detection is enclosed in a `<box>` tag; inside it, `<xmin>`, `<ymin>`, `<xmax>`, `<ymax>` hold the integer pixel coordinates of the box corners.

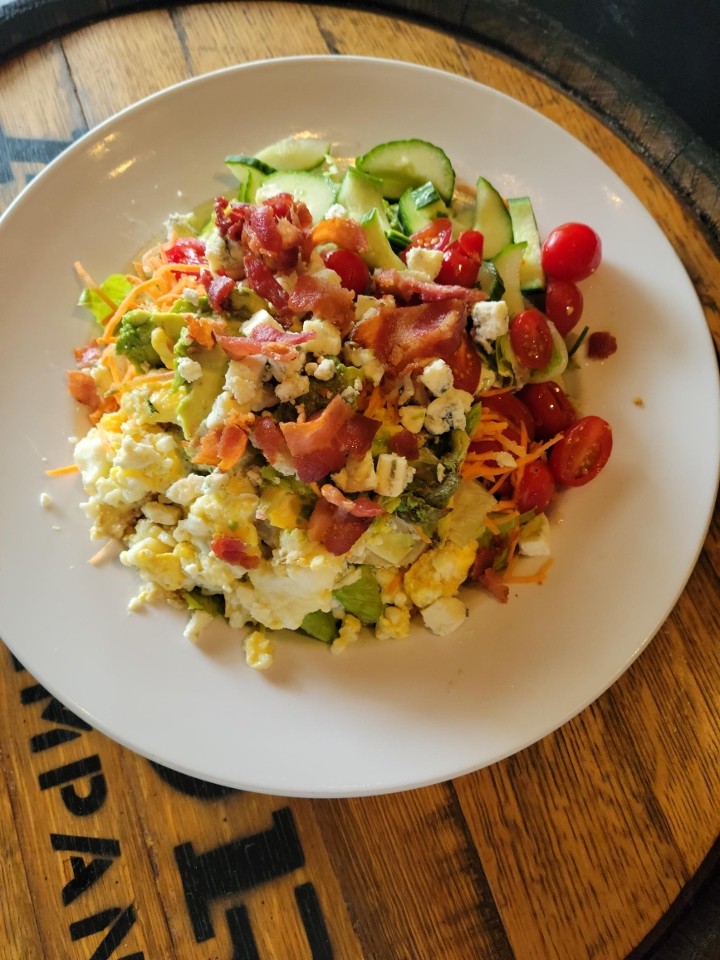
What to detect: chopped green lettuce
<box><xmin>332</xmin><ymin>566</ymin><xmax>383</xmax><ymax>625</ymax></box>
<box><xmin>182</xmin><ymin>589</ymin><xmax>224</xmax><ymax>616</ymax></box>
<box><xmin>78</xmin><ymin>273</ymin><xmax>133</xmax><ymax>323</ymax></box>
<box><xmin>300</xmin><ymin>610</ymin><xmax>339</xmax><ymax>644</ymax></box>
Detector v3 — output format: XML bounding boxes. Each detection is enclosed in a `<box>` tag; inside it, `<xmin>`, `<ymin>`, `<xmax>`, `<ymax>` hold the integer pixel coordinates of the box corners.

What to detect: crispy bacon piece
<box><xmin>287</xmin><ymin>273</ymin><xmax>356</xmax><ymax>332</ymax></box>
<box><xmin>337</xmin><ymin>412</ymin><xmax>381</xmax><ymax>458</ymax></box>
<box><xmin>307</xmin><ymin>497</ymin><xmax>374</xmax><ymax>556</ymax></box>
<box><xmin>478</xmin><ymin>567</ymin><xmax>509</xmax><ymax>603</ymax></box>
<box><xmin>74</xmin><ymin>341</ymin><xmax>103</xmax><ymax>368</ymax></box>
<box><xmin>250</xmin><ymin>416</ymin><xmax>290</xmax><ymax>464</ymax></box>
<box><xmin>388</xmin><ymin>428</ymin><xmax>420</xmax><ymax>461</ymax></box>
<box><xmin>280</xmin><ymin>395</ymin><xmax>354</xmax><ymax>457</ymax></box>
<box><xmin>67</xmin><ymin>370</ymin><xmax>100</xmax><ymax>410</ymax></box>
<box><xmin>587</xmin><ymin>331</ymin><xmax>618</xmax><ymax>360</ymax></box>
<box><xmin>192</xmin><ymin>416</ymin><xmax>253</xmax><ymax>471</ymax></box>
<box><xmin>210</xmin><ymin>535</ymin><xmax>260</xmax><ymax>569</ymax></box>
<box><xmin>217</xmin><ymin>325</ymin><xmax>313</xmax><ymax>362</ymax></box>
<box><xmin>293</xmin><ymin>447</ymin><xmax>347</xmax><ymax>483</ymax></box>
<box><xmin>243</xmin><ymin>254</ymin><xmax>291</xmax><ymax>321</ymax></box>
<box><xmin>214</xmin><ymin>197</ymin><xmax>251</xmax><ymax>241</ymax></box>
<box><xmin>353</xmin><ymin>298</ymin><xmax>467</xmax><ymax>374</ymax></box>
<box><xmin>165</xmin><ymin>237</ymin><xmax>207</xmax><ymax>266</ymax></box>
<box><xmin>320</xmin><ymin>485</ymin><xmax>384</xmax><ymax>517</ymax></box>
<box><xmin>374</xmin><ymin>268</ymin><xmax>487</xmax><ymax>304</ymax></box>
<box><xmin>200</xmin><ymin>271</ymin><xmax>235</xmax><ymax>312</ymax></box>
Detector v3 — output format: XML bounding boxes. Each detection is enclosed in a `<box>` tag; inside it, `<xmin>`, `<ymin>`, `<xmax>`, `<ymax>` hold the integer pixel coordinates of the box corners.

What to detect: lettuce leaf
<box><xmin>78</xmin><ymin>273</ymin><xmax>134</xmax><ymax>323</ymax></box>
<box><xmin>333</xmin><ymin>566</ymin><xmax>383</xmax><ymax>625</ymax></box>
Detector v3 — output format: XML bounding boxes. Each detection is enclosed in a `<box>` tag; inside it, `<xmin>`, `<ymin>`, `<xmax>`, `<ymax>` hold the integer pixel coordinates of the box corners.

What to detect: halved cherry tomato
<box><xmin>545</xmin><ymin>278</ymin><xmax>584</xmax><ymax>336</ymax></box>
<box><xmin>435</xmin><ymin>229</ymin><xmax>484</xmax><ymax>288</ymax></box>
<box><xmin>517</xmin><ymin>381</ymin><xmax>576</xmax><ymax>440</ymax></box>
<box><xmin>515</xmin><ymin>460</ymin><xmax>556</xmax><ymax>513</ymax></box>
<box><xmin>406</xmin><ymin>217</ymin><xmax>453</xmax><ymax>251</ymax></box>
<box><xmin>480</xmin><ymin>392</ymin><xmax>536</xmax><ymax>441</ymax></box>
<box><xmin>549</xmin><ymin>415</ymin><xmax>612</xmax><ymax>487</ymax></box>
<box><xmin>320</xmin><ymin>249</ymin><xmax>370</xmax><ymax>296</ymax></box>
<box><xmin>444</xmin><ymin>332</ymin><xmax>482</xmax><ymax>394</ymax></box>
<box><xmin>541</xmin><ymin>222</ymin><xmax>602</xmax><ymax>282</ymax></box>
<box><xmin>509</xmin><ymin>309</ymin><xmax>553</xmax><ymax>370</ymax></box>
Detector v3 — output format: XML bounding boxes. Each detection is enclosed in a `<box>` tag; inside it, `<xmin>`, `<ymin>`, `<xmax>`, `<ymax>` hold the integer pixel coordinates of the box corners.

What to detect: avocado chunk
<box><xmin>177</xmin><ymin>343</ymin><xmax>229</xmax><ymax>440</ymax></box>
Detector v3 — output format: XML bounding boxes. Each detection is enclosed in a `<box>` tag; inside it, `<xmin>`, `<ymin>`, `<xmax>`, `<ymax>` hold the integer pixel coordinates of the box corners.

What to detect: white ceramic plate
<box><xmin>0</xmin><ymin>57</ymin><xmax>718</xmax><ymax>797</ymax></box>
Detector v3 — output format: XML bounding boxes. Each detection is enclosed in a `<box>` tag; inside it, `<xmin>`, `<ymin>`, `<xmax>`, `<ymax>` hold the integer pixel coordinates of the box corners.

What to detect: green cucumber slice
<box><xmin>508</xmin><ymin>196</ymin><xmax>545</xmax><ymax>291</ymax></box>
<box><xmin>477</xmin><ymin>260</ymin><xmax>504</xmax><ymax>300</ymax></box>
<box><xmin>254</xmin><ymin>135</ymin><xmax>330</xmax><ymax>171</ymax></box>
<box><xmin>359</xmin><ymin>208</ymin><xmax>405</xmax><ymax>270</ymax></box>
<box><xmin>355</xmin><ymin>139</ymin><xmax>456</xmax><ymax>202</ymax></box>
<box><xmin>337</xmin><ymin>166</ymin><xmax>390</xmax><ymax>230</ymax></box>
<box><xmin>397</xmin><ymin>181</ymin><xmax>448</xmax><ymax>234</ymax></box>
<box><xmin>491</xmin><ymin>241</ymin><xmax>527</xmax><ymax>317</ymax></box>
<box><xmin>253</xmin><ymin>171</ymin><xmax>338</xmax><ymax>223</ymax></box>
<box><xmin>225</xmin><ymin>155</ymin><xmax>275</xmax><ymax>201</ymax></box>
<box><xmin>473</xmin><ymin>177</ymin><xmax>513</xmax><ymax>259</ymax></box>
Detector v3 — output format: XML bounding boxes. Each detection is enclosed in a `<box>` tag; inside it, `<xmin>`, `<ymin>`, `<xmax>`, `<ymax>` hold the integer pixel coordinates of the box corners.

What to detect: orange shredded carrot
<box><xmin>45</xmin><ymin>464</ymin><xmax>79</xmax><ymax>477</ymax></box>
<box><xmin>364</xmin><ymin>385</ymin><xmax>384</xmax><ymax>418</ymax></box>
<box><xmin>99</xmin><ymin>263</ymin><xmax>186</xmax><ymax>343</ymax></box>
<box><xmin>74</xmin><ymin>261</ymin><xmax>117</xmax><ymax>313</ymax></box>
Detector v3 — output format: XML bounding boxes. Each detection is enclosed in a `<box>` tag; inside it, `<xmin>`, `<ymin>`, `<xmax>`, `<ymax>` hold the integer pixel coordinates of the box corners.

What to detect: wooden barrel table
<box><xmin>0</xmin><ymin>4</ymin><xmax>719</xmax><ymax>958</ymax></box>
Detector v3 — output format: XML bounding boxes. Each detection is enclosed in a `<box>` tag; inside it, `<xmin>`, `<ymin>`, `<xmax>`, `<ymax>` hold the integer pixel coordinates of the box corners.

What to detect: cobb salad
<box><xmin>64</xmin><ymin>135</ymin><xmax>612</xmax><ymax>669</ymax></box>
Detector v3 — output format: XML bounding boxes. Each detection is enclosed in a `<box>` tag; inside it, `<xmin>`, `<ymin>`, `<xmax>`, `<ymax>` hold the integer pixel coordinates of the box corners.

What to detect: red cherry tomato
<box><xmin>321</xmin><ymin>249</ymin><xmax>370</xmax><ymax>296</ymax></box>
<box><xmin>444</xmin><ymin>332</ymin><xmax>482</xmax><ymax>394</ymax></box>
<box><xmin>480</xmin><ymin>392</ymin><xmax>536</xmax><ymax>441</ymax></box>
<box><xmin>509</xmin><ymin>309</ymin><xmax>554</xmax><ymax>370</ymax></box>
<box><xmin>517</xmin><ymin>382</ymin><xmax>576</xmax><ymax>440</ymax></box>
<box><xmin>541</xmin><ymin>222</ymin><xmax>602</xmax><ymax>282</ymax></box>
<box><xmin>549</xmin><ymin>415</ymin><xmax>612</xmax><ymax>487</ymax></box>
<box><xmin>515</xmin><ymin>460</ymin><xmax>556</xmax><ymax>513</ymax></box>
<box><xmin>457</xmin><ymin>229</ymin><xmax>484</xmax><ymax>259</ymax></box>
<box><xmin>435</xmin><ymin>230</ymin><xmax>484</xmax><ymax>287</ymax></box>
<box><xmin>545</xmin><ymin>278</ymin><xmax>584</xmax><ymax>336</ymax></box>
<box><xmin>406</xmin><ymin>217</ymin><xmax>453</xmax><ymax>251</ymax></box>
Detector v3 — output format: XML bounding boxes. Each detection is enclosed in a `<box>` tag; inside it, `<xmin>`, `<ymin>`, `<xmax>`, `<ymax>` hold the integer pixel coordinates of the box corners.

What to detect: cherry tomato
<box><xmin>435</xmin><ymin>229</ymin><xmax>484</xmax><ymax>287</ymax></box>
<box><xmin>549</xmin><ymin>415</ymin><xmax>612</xmax><ymax>487</ymax></box>
<box><xmin>321</xmin><ymin>249</ymin><xmax>370</xmax><ymax>296</ymax></box>
<box><xmin>509</xmin><ymin>309</ymin><xmax>553</xmax><ymax>370</ymax></box>
<box><xmin>541</xmin><ymin>222</ymin><xmax>602</xmax><ymax>282</ymax></box>
<box><xmin>406</xmin><ymin>217</ymin><xmax>453</xmax><ymax>251</ymax></box>
<box><xmin>517</xmin><ymin>382</ymin><xmax>576</xmax><ymax>440</ymax></box>
<box><xmin>480</xmin><ymin>392</ymin><xmax>536</xmax><ymax>441</ymax></box>
<box><xmin>545</xmin><ymin>278</ymin><xmax>584</xmax><ymax>336</ymax></box>
<box><xmin>515</xmin><ymin>461</ymin><xmax>556</xmax><ymax>513</ymax></box>
<box><xmin>457</xmin><ymin>229</ymin><xmax>484</xmax><ymax>259</ymax></box>
<box><xmin>444</xmin><ymin>332</ymin><xmax>482</xmax><ymax>394</ymax></box>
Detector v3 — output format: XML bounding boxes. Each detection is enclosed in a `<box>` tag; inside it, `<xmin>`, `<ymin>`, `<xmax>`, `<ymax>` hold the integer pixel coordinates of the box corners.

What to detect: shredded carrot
<box><xmin>45</xmin><ymin>464</ymin><xmax>79</xmax><ymax>477</ymax></box>
<box><xmin>364</xmin><ymin>385</ymin><xmax>384</xmax><ymax>418</ymax></box>
<box><xmin>74</xmin><ymin>261</ymin><xmax>117</xmax><ymax>313</ymax></box>
<box><xmin>99</xmin><ymin>263</ymin><xmax>190</xmax><ymax>343</ymax></box>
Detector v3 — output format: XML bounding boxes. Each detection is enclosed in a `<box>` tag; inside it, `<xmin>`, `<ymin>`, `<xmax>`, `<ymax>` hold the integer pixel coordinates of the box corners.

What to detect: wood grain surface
<box><xmin>1</xmin><ymin>4</ymin><xmax>719</xmax><ymax>959</ymax></box>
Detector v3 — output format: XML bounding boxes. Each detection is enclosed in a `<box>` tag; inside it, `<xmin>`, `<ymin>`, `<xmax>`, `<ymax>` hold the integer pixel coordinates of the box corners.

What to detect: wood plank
<box><xmin>61</xmin><ymin>9</ymin><xmax>190</xmax><ymax>127</ymax></box>
<box><xmin>310</xmin><ymin>786</ymin><xmax>514</xmax><ymax>959</ymax></box>
<box><xmin>0</xmin><ymin>42</ymin><xmax>85</xmax><ymax>211</ymax></box>
<box><xmin>173</xmin><ymin>1</ymin><xmax>329</xmax><ymax>70</ymax></box>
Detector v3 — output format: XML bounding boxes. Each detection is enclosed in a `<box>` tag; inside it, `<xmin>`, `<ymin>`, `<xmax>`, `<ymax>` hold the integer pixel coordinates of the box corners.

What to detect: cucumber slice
<box><xmin>528</xmin><ymin>322</ymin><xmax>569</xmax><ymax>383</ymax></box>
<box><xmin>337</xmin><ymin>167</ymin><xmax>390</xmax><ymax>230</ymax></box>
<box><xmin>508</xmin><ymin>196</ymin><xmax>545</xmax><ymax>291</ymax></box>
<box><xmin>254</xmin><ymin>135</ymin><xmax>330</xmax><ymax>171</ymax></box>
<box><xmin>491</xmin><ymin>242</ymin><xmax>527</xmax><ymax>317</ymax></box>
<box><xmin>225</xmin><ymin>155</ymin><xmax>275</xmax><ymax>201</ymax></box>
<box><xmin>359</xmin><ymin>208</ymin><xmax>405</xmax><ymax>270</ymax></box>
<box><xmin>397</xmin><ymin>181</ymin><xmax>448</xmax><ymax>234</ymax></box>
<box><xmin>477</xmin><ymin>260</ymin><xmax>504</xmax><ymax>300</ymax></box>
<box><xmin>253</xmin><ymin>171</ymin><xmax>338</xmax><ymax>223</ymax></box>
<box><xmin>355</xmin><ymin>139</ymin><xmax>456</xmax><ymax>203</ymax></box>
<box><xmin>473</xmin><ymin>177</ymin><xmax>513</xmax><ymax>259</ymax></box>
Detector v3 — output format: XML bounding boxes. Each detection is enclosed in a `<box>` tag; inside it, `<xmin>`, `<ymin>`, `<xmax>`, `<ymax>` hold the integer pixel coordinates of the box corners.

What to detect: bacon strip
<box><xmin>280</xmin><ymin>395</ymin><xmax>354</xmax><ymax>457</ymax></box>
<box><xmin>374</xmin><ymin>268</ymin><xmax>487</xmax><ymax>304</ymax></box>
<box><xmin>288</xmin><ymin>273</ymin><xmax>355</xmax><ymax>331</ymax></box>
<box><xmin>352</xmin><ymin>298</ymin><xmax>467</xmax><ymax>374</ymax></box>
<box><xmin>320</xmin><ymin>485</ymin><xmax>384</xmax><ymax>517</ymax></box>
<box><xmin>210</xmin><ymin>535</ymin><xmax>260</xmax><ymax>569</ymax></box>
